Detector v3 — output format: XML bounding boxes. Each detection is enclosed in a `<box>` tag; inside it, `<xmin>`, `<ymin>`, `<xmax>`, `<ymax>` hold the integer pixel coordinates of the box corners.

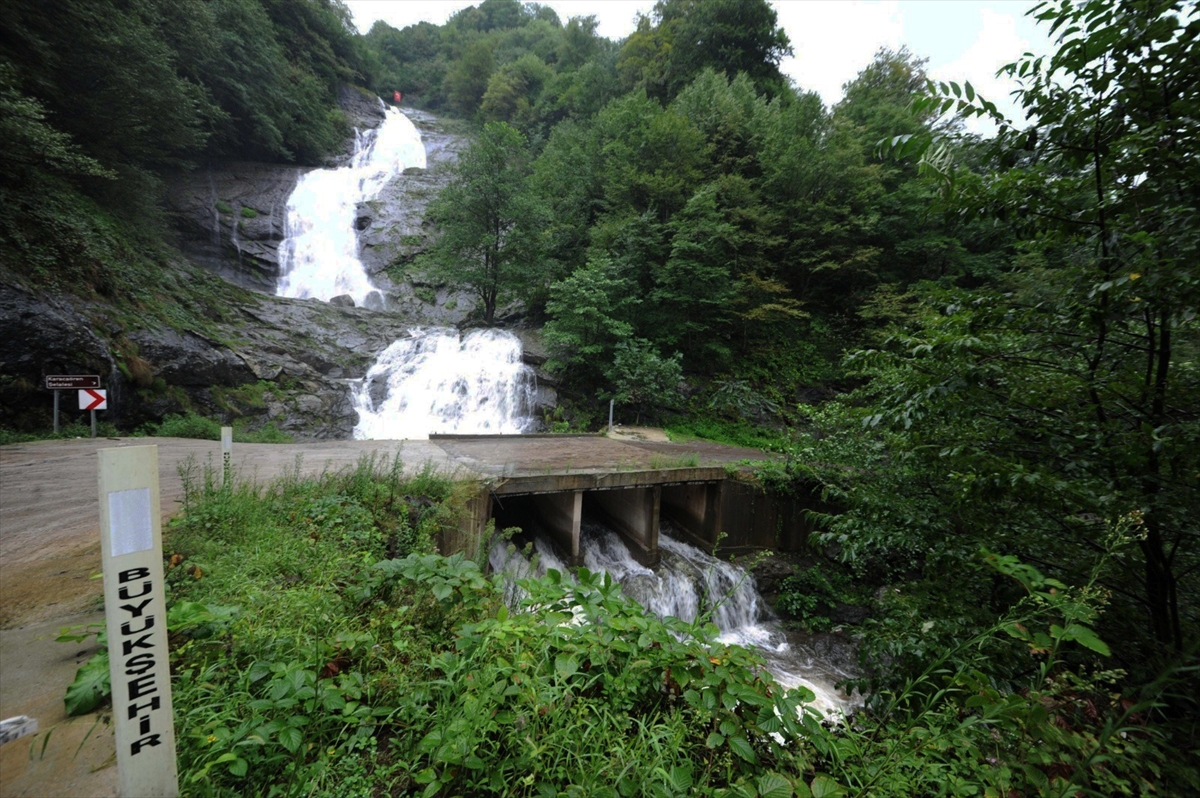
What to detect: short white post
<box><xmin>608</xmin><ymin>399</ymin><xmax>614</xmax><ymax>433</ymax></box>
<box><xmin>220</xmin><ymin>427</ymin><xmax>233</xmax><ymax>486</ymax></box>
<box><xmin>98</xmin><ymin>445</ymin><xmax>179</xmax><ymax>797</ymax></box>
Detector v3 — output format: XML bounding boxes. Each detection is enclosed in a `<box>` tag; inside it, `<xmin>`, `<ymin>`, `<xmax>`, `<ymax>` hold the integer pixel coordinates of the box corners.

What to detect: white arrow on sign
<box><xmin>79</xmin><ymin>389</ymin><xmax>107</xmax><ymax>411</ymax></box>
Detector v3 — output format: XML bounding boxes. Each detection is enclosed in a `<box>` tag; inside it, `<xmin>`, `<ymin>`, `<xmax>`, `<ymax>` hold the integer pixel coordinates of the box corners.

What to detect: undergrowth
<box><xmin>58</xmin><ymin>459</ymin><xmax>1198</xmax><ymax>796</ymax></box>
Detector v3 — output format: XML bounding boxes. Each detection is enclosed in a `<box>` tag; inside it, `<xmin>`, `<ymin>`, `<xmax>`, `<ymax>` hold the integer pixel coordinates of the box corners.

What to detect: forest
<box><xmin>1</xmin><ymin>0</ymin><xmax>1198</xmax><ymax>794</ymax></box>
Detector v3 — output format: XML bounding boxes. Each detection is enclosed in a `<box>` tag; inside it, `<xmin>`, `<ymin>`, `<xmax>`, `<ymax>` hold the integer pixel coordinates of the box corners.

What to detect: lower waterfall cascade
<box><xmin>352</xmin><ymin>327</ymin><xmax>536</xmax><ymax>440</ymax></box>
<box><xmin>490</xmin><ymin>522</ymin><xmax>860</xmax><ymax>717</ymax></box>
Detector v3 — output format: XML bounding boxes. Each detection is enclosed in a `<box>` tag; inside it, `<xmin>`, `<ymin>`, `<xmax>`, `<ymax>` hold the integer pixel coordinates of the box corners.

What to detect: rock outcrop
<box><xmin>164</xmin><ymin>162</ymin><xmax>298</xmax><ymax>291</ymax></box>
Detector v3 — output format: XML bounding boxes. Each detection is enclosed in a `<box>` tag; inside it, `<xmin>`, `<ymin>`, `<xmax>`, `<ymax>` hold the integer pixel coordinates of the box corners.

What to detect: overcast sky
<box><xmin>344</xmin><ymin>0</ymin><xmax>1056</xmax><ymax>129</ymax></box>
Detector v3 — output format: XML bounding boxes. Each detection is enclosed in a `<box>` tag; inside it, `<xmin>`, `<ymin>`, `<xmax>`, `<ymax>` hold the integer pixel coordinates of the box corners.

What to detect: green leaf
<box><xmin>229</xmin><ymin>757</ymin><xmax>248</xmax><ymax>777</ymax></box>
<box><xmin>669</xmin><ymin>764</ymin><xmax>693</xmax><ymax>792</ymax></box>
<box><xmin>758</xmin><ymin>773</ymin><xmax>793</xmax><ymax>798</ymax></box>
<box><xmin>706</xmin><ymin>732</ymin><xmax>726</xmax><ymax>748</ymax></box>
<box><xmin>1064</xmin><ymin>624</ymin><xmax>1111</xmax><ymax>656</ymax></box>
<box><xmin>554</xmin><ymin>654</ymin><xmax>579</xmax><ymax>677</ymax></box>
<box><xmin>64</xmin><ymin>650</ymin><xmax>110</xmax><ymax>716</ymax></box>
<box><xmin>727</xmin><ymin>735</ymin><xmax>757</xmax><ymax>763</ymax></box>
<box><xmin>810</xmin><ymin>774</ymin><xmax>845</xmax><ymax>798</ymax></box>
<box><xmin>277</xmin><ymin>725</ymin><xmax>303</xmax><ymax>753</ymax></box>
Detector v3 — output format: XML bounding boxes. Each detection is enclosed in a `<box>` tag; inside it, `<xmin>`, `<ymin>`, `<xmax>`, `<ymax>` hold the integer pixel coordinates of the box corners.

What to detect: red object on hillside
<box><xmin>393</xmin><ymin>90</ymin><xmax>402</xmax><ymax>104</ymax></box>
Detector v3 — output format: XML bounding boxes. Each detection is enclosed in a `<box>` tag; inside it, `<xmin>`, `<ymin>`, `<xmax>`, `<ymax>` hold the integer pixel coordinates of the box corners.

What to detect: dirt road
<box><xmin>0</xmin><ymin>436</ymin><xmax>453</xmax><ymax>797</ymax></box>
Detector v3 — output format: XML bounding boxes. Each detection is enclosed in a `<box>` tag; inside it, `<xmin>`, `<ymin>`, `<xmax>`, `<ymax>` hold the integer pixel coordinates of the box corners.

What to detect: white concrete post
<box><xmin>98</xmin><ymin>445</ymin><xmax>179</xmax><ymax>797</ymax></box>
<box><xmin>220</xmin><ymin>427</ymin><xmax>233</xmax><ymax>486</ymax></box>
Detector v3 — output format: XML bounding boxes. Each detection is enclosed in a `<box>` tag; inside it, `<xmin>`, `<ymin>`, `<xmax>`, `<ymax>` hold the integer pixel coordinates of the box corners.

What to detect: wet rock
<box><xmin>329</xmin><ymin>294</ymin><xmax>355</xmax><ymax>308</ymax></box>
<box><xmin>829</xmin><ymin>604</ymin><xmax>870</xmax><ymax>626</ymax></box>
<box><xmin>0</xmin><ymin>283</ymin><xmax>118</xmax><ymax>428</ymax></box>
<box><xmin>295</xmin><ymin>394</ymin><xmax>323</xmax><ymax>414</ymax></box>
<box><xmin>748</xmin><ymin>555</ymin><xmax>799</xmax><ymax>596</ymax></box>
<box><xmin>362</xmin><ymin>291</ymin><xmax>386</xmax><ymax>312</ymax></box>
<box><xmin>532</xmin><ymin>384</ymin><xmax>558</xmax><ymax>411</ymax></box>
<box><xmin>163</xmin><ymin>162</ymin><xmax>299</xmax><ymax>292</ymax></box>
<box><xmin>337</xmin><ymin>84</ymin><xmax>386</xmax><ymax>133</ymax></box>
<box><xmin>129</xmin><ymin>328</ymin><xmax>255</xmax><ymax>387</ymax></box>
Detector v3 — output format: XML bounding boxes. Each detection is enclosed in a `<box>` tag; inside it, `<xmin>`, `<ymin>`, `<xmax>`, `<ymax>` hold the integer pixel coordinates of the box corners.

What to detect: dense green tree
<box><xmin>479</xmin><ymin>52</ymin><xmax>553</xmax><ymax>125</ymax></box>
<box><xmin>617</xmin><ymin>0</ymin><xmax>791</xmax><ymax>102</ymax></box>
<box><xmin>543</xmin><ymin>256</ymin><xmax>639</xmax><ymax>385</ymax></box>
<box><xmin>363</xmin><ymin>20</ymin><xmax>446</xmax><ymax>104</ymax></box>
<box><xmin>443</xmin><ymin>38</ymin><xmax>496</xmax><ymax>116</ymax></box>
<box><xmin>425</xmin><ymin>122</ymin><xmax>546</xmax><ymax>325</ymax></box>
<box><xmin>836</xmin><ymin>0</ymin><xmax>1200</xmax><ymax>667</ymax></box>
<box><xmin>605</xmin><ymin>339</ymin><xmax>683</xmax><ymax>422</ymax></box>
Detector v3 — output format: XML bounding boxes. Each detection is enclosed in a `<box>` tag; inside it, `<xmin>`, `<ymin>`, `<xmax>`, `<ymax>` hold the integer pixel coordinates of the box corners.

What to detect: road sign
<box><xmin>80</xmin><ymin>389</ymin><xmax>107</xmax><ymax>411</ymax></box>
<box><xmin>46</xmin><ymin>375</ymin><xmax>100</xmax><ymax>390</ymax></box>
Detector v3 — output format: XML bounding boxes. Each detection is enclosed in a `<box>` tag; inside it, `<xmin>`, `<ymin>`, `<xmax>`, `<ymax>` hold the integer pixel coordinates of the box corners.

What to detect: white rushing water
<box><xmin>276</xmin><ymin>105</ymin><xmax>426</xmax><ymax>306</ymax></box>
<box><xmin>490</xmin><ymin>522</ymin><xmax>860</xmax><ymax>717</ymax></box>
<box><xmin>352</xmin><ymin>328</ymin><xmax>536</xmax><ymax>440</ymax></box>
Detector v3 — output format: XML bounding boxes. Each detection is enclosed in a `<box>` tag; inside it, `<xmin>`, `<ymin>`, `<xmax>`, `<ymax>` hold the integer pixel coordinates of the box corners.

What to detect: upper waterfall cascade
<box><xmin>276</xmin><ymin>105</ymin><xmax>426</xmax><ymax>306</ymax></box>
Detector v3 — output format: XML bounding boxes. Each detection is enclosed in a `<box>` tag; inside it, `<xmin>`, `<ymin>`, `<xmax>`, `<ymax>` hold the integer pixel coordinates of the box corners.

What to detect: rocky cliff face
<box><xmin>1</xmin><ymin>90</ymin><xmax>554</xmax><ymax>439</ymax></box>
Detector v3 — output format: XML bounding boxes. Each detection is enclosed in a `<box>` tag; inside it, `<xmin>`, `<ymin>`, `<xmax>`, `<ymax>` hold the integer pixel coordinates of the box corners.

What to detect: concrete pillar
<box><xmin>446</xmin><ymin>486</ymin><xmax>492</xmax><ymax>559</ymax></box>
<box><xmin>589</xmin><ymin>486</ymin><xmax>660</xmax><ymax>565</ymax></box>
<box><xmin>532</xmin><ymin>490</ymin><xmax>583</xmax><ymax>565</ymax></box>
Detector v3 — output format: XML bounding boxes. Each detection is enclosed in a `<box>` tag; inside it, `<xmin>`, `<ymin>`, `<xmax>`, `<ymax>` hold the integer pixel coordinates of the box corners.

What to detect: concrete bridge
<box><xmin>431</xmin><ymin>434</ymin><xmax>813</xmax><ymax>566</ymax></box>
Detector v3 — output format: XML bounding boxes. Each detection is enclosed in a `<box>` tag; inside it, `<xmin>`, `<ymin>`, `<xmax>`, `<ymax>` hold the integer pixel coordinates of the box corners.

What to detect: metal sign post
<box><xmin>80</xmin><ymin>389</ymin><xmax>108</xmax><ymax>439</ymax></box>
<box><xmin>98</xmin><ymin>445</ymin><xmax>179</xmax><ymax>797</ymax></box>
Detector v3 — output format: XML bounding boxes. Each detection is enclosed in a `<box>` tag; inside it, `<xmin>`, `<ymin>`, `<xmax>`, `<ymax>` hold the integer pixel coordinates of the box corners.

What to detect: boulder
<box><xmin>329</xmin><ymin>294</ymin><xmax>355</xmax><ymax>308</ymax></box>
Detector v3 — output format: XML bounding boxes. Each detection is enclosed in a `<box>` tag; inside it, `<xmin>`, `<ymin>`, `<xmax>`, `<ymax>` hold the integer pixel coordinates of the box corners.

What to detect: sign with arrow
<box><xmin>80</xmin><ymin>389</ymin><xmax>107</xmax><ymax>411</ymax></box>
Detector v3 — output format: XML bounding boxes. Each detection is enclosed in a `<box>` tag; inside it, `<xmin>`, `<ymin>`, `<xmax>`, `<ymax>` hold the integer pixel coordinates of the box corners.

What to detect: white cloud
<box><xmin>774</xmin><ymin>0</ymin><xmax>904</xmax><ymax>107</ymax></box>
<box><xmin>928</xmin><ymin>8</ymin><xmax>1033</xmax><ymax>133</ymax></box>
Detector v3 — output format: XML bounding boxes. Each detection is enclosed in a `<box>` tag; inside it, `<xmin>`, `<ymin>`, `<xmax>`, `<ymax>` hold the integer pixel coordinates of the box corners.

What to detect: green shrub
<box><xmin>240</xmin><ymin>206</ymin><xmax>259</xmax><ymax>218</ymax></box>
<box><xmin>152</xmin><ymin>412</ymin><xmax>221</xmax><ymax>440</ymax></box>
<box><xmin>233</xmin><ymin>422</ymin><xmax>292</xmax><ymax>444</ymax></box>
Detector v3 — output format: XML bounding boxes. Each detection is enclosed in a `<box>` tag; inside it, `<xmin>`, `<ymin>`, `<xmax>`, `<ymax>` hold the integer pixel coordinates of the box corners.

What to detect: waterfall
<box><xmin>276</xmin><ymin>105</ymin><xmax>426</xmax><ymax>307</ymax></box>
<box><xmin>490</xmin><ymin>523</ymin><xmax>859</xmax><ymax>717</ymax></box>
<box><xmin>352</xmin><ymin>328</ymin><xmax>536</xmax><ymax>440</ymax></box>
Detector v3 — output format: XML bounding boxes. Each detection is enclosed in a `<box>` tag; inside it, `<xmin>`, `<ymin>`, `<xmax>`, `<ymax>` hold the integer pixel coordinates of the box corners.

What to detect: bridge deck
<box><xmin>430</xmin><ymin>433</ymin><xmax>772</xmax><ymax>483</ymax></box>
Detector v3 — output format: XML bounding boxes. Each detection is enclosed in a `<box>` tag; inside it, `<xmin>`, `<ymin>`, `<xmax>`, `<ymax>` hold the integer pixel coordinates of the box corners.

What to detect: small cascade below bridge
<box><xmin>490</xmin><ymin>522</ymin><xmax>860</xmax><ymax>718</ymax></box>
